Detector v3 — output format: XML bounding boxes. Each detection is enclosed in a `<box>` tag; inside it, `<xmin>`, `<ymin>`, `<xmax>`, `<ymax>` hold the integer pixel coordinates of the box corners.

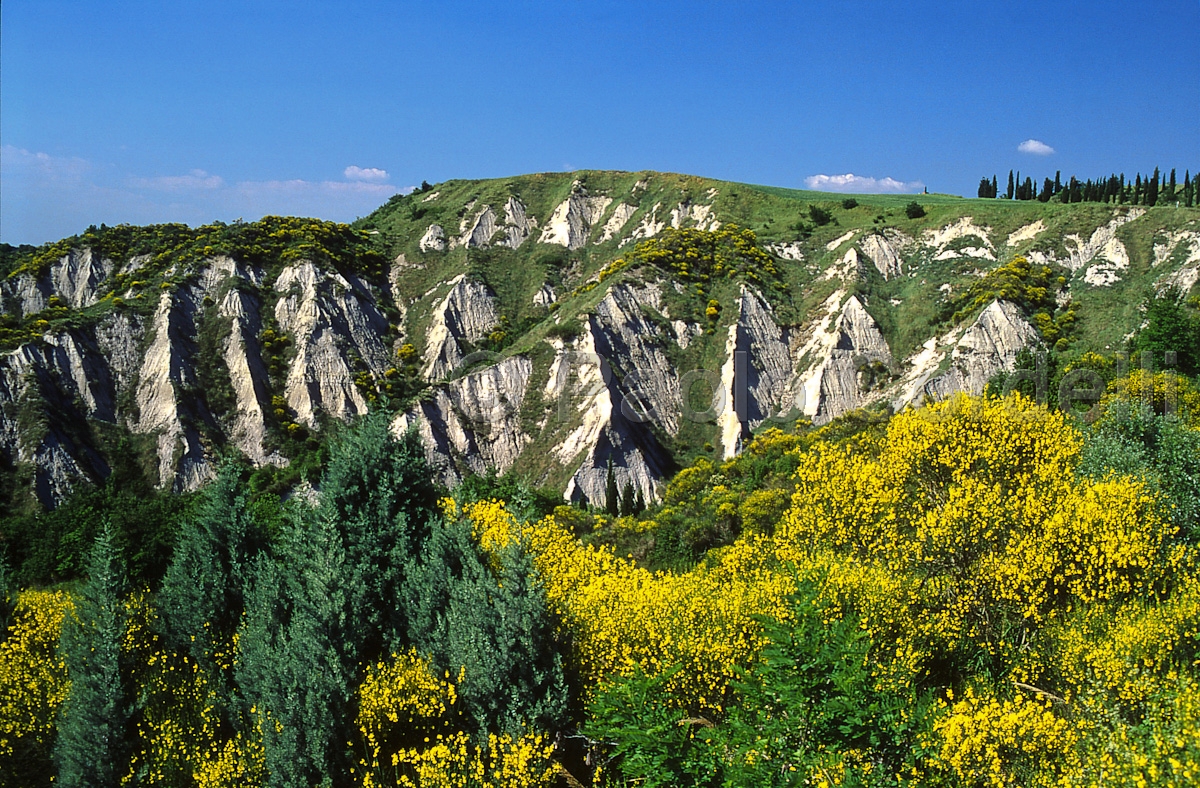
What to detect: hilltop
<box><xmin>1</xmin><ymin>169</ymin><xmax>1198</xmax><ymax>517</ymax></box>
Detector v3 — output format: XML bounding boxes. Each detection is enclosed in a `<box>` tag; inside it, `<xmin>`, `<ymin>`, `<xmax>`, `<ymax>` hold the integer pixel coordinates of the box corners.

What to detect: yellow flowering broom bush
<box><xmin>0</xmin><ymin>590</ymin><xmax>73</xmax><ymax>786</ymax></box>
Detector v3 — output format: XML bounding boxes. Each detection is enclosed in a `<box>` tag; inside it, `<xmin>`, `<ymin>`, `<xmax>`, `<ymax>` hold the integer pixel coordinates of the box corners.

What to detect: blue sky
<box><xmin>2</xmin><ymin>0</ymin><xmax>1197</xmax><ymax>245</ymax></box>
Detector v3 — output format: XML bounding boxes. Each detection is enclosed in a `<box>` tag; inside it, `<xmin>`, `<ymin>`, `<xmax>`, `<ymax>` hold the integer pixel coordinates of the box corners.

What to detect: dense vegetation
<box><xmin>2</xmin><ymin>361</ymin><xmax>1198</xmax><ymax>786</ymax></box>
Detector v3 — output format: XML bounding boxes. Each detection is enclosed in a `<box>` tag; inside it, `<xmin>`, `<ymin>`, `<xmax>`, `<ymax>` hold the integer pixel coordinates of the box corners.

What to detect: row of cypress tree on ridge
<box><xmin>977</xmin><ymin>166</ymin><xmax>1198</xmax><ymax>206</ymax></box>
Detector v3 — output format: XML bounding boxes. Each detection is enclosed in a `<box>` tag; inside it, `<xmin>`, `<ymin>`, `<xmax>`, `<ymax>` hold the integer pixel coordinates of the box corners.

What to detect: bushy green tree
<box><xmin>236</xmin><ymin>412</ymin><xmax>438</xmax><ymax>787</ymax></box>
<box><xmin>1134</xmin><ymin>287</ymin><xmax>1200</xmax><ymax>376</ymax></box>
<box><xmin>408</xmin><ymin>517</ymin><xmax>569</xmax><ymax>738</ymax></box>
<box><xmin>237</xmin><ymin>513</ymin><xmax>358</xmax><ymax>788</ymax></box>
<box><xmin>316</xmin><ymin>412</ymin><xmax>436</xmax><ymax>656</ymax></box>
<box><xmin>55</xmin><ymin>525</ymin><xmax>129</xmax><ymax>788</ymax></box>
<box><xmin>1079</xmin><ymin>400</ymin><xmax>1200</xmax><ymax>540</ymax></box>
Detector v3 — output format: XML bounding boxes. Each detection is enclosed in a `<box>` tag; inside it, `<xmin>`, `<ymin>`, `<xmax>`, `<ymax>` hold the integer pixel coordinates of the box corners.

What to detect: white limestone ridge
<box><xmin>454</xmin><ymin>204</ymin><xmax>498</xmax><ymax>249</ymax></box>
<box><xmin>826</xmin><ymin>231</ymin><xmax>857</xmax><ymax>251</ymax></box>
<box><xmin>1006</xmin><ymin>220</ymin><xmax>1046</xmax><ymax>247</ymax></box>
<box><xmin>533</xmin><ymin>283</ymin><xmax>557</xmax><ymax>307</ymax></box>
<box><xmin>766</xmin><ymin>242</ymin><xmax>805</xmax><ymax>262</ymax></box>
<box><xmin>134</xmin><ymin>291</ymin><xmax>213</xmax><ymax>492</ymax></box>
<box><xmin>621</xmin><ymin>202</ymin><xmax>666</xmax><ymax>247</ymax></box>
<box><xmin>2</xmin><ymin>248</ymin><xmax>115</xmax><ymax>317</ymax></box>
<box><xmin>394</xmin><ymin>355</ymin><xmax>532</xmax><ymax>487</ymax></box>
<box><xmin>591</xmin><ymin>283</ymin><xmax>681</xmax><ymax>435</ymax></box>
<box><xmin>0</xmin><ymin>331</ymin><xmax>115</xmax><ymax>505</ymax></box>
<box><xmin>539</xmin><ymin>184</ymin><xmax>613</xmax><ymax>249</ymax></box>
<box><xmin>670</xmin><ymin>201</ymin><xmax>721</xmax><ymax>231</ymax></box>
<box><xmin>422</xmin><ymin>275</ymin><xmax>501</xmax><ymax>381</ymax></box>
<box><xmin>1063</xmin><ymin>209</ymin><xmax>1145</xmax><ymax>273</ymax></box>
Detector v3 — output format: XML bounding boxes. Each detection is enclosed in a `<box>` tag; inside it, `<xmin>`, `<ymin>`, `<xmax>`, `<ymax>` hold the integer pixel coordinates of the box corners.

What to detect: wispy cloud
<box><xmin>343</xmin><ymin>165</ymin><xmax>389</xmax><ymax>182</ymax></box>
<box><xmin>804</xmin><ymin>173</ymin><xmax>924</xmax><ymax>193</ymax></box>
<box><xmin>1018</xmin><ymin>139</ymin><xmax>1055</xmax><ymax>156</ymax></box>
<box><xmin>1</xmin><ymin>146</ymin><xmax>399</xmax><ymax>244</ymax></box>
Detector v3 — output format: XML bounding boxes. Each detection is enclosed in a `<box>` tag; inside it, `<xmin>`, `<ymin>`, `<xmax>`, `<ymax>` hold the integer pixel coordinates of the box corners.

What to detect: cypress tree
<box><xmin>634</xmin><ymin>489</ymin><xmax>646</xmax><ymax>515</ymax></box>
<box><xmin>1168</xmin><ymin>168</ymin><xmax>1177</xmax><ymax>200</ymax></box>
<box><xmin>1054</xmin><ymin>171</ymin><xmax>1062</xmax><ymax>195</ymax></box>
<box><xmin>160</xmin><ymin>462</ymin><xmax>266</xmax><ymax>696</ymax></box>
<box><xmin>1006</xmin><ymin>170</ymin><xmax>1015</xmax><ymax>200</ymax></box>
<box><xmin>1185</xmin><ymin>170</ymin><xmax>1193</xmax><ymax>207</ymax></box>
<box><xmin>619</xmin><ymin>482</ymin><xmax>635</xmax><ymax>517</ymax></box>
<box><xmin>605</xmin><ymin>459</ymin><xmax>619</xmax><ymax>516</ymax></box>
<box><xmin>1135</xmin><ymin>174</ymin><xmax>1142</xmax><ymax>205</ymax></box>
<box><xmin>55</xmin><ymin>526</ymin><xmax>129</xmax><ymax>788</ymax></box>
<box><xmin>1038</xmin><ymin>178</ymin><xmax>1053</xmax><ymax>202</ymax></box>
<box><xmin>991</xmin><ymin>175</ymin><xmax>998</xmax><ymax>197</ymax></box>
<box><xmin>1149</xmin><ymin>167</ymin><xmax>1160</xmax><ymax>206</ymax></box>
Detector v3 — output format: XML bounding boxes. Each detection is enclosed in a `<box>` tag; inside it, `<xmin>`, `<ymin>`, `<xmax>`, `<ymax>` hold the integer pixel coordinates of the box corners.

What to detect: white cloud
<box><xmin>343</xmin><ymin>165</ymin><xmax>389</xmax><ymax>182</ymax></box>
<box><xmin>1018</xmin><ymin>139</ymin><xmax>1055</xmax><ymax>156</ymax></box>
<box><xmin>804</xmin><ymin>173</ymin><xmax>924</xmax><ymax>193</ymax></box>
<box><xmin>130</xmin><ymin>169</ymin><xmax>224</xmax><ymax>191</ymax></box>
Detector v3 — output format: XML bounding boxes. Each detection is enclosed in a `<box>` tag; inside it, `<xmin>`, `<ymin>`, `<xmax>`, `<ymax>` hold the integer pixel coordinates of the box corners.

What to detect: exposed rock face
<box><xmin>670</xmin><ymin>201</ymin><xmax>720</xmax><ymax>231</ymax></box>
<box><xmin>394</xmin><ymin>355</ymin><xmax>532</xmax><ymax>487</ymax></box>
<box><xmin>859</xmin><ymin>230</ymin><xmax>911</xmax><ymax>280</ymax></box>
<box><xmin>622</xmin><ymin>202</ymin><xmax>665</xmax><ymax>246</ymax></box>
<box><xmin>766</xmin><ymin>242</ymin><xmax>804</xmax><ymax>262</ymax></box>
<box><xmin>1063</xmin><ymin>209</ymin><xmax>1144</xmax><ymax>272</ymax></box>
<box><xmin>499</xmin><ymin>196</ymin><xmax>537</xmax><ymax>248</ymax></box>
<box><xmin>6</xmin><ymin>175</ymin><xmax>1189</xmax><ymax>511</ymax></box>
<box><xmin>419</xmin><ymin>224</ymin><xmax>447</xmax><ymax>252</ymax></box>
<box><xmin>52</xmin><ymin>248</ymin><xmax>114</xmax><ymax>308</ymax></box>
<box><xmin>2</xmin><ymin>248</ymin><xmax>115</xmax><ymax>317</ymax></box>
<box><xmin>596</xmin><ymin>203</ymin><xmax>637</xmax><ymax>244</ymax></box>
<box><xmin>539</xmin><ymin>187</ymin><xmax>613</xmax><ymax>249</ymax></box>
<box><xmin>791</xmin><ymin>294</ymin><xmax>894</xmax><ymax>427</ymax></box>
<box><xmin>135</xmin><ymin>291</ymin><xmax>214</xmax><ymax>492</ymax></box>
<box><xmin>274</xmin><ymin>261</ymin><xmax>391</xmax><ymax>427</ymax></box>
<box><xmin>218</xmin><ymin>282</ymin><xmax>277</xmax><ymax>466</ymax></box>
<box><xmin>923</xmin><ymin>300</ymin><xmax>1042</xmax><ymax>399</ymax></box>
<box><xmin>456</xmin><ymin>205</ymin><xmax>498</xmax><ymax>249</ymax></box>
<box><xmin>0</xmin><ymin>331</ymin><xmax>115</xmax><ymax>505</ymax></box>
<box><xmin>546</xmin><ymin>326</ymin><xmax>667</xmax><ymax>506</ymax></box>
<box><xmin>717</xmin><ymin>287</ymin><xmax>794</xmax><ymax>458</ymax></box>
<box><xmin>591</xmin><ymin>284</ymin><xmax>681</xmax><ymax>435</ymax></box>
<box><xmin>822</xmin><ymin>248</ymin><xmax>863</xmax><ymax>282</ymax></box>
<box><xmin>422</xmin><ymin>276</ymin><xmax>500</xmax><ymax>381</ymax></box>
<box><xmin>1007</xmin><ymin>220</ymin><xmax>1046</xmax><ymax>247</ymax></box>
<box><xmin>826</xmin><ymin>231</ymin><xmax>857</xmax><ymax>251</ymax></box>
<box><xmin>924</xmin><ymin>218</ymin><xmax>994</xmax><ymax>255</ymax></box>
